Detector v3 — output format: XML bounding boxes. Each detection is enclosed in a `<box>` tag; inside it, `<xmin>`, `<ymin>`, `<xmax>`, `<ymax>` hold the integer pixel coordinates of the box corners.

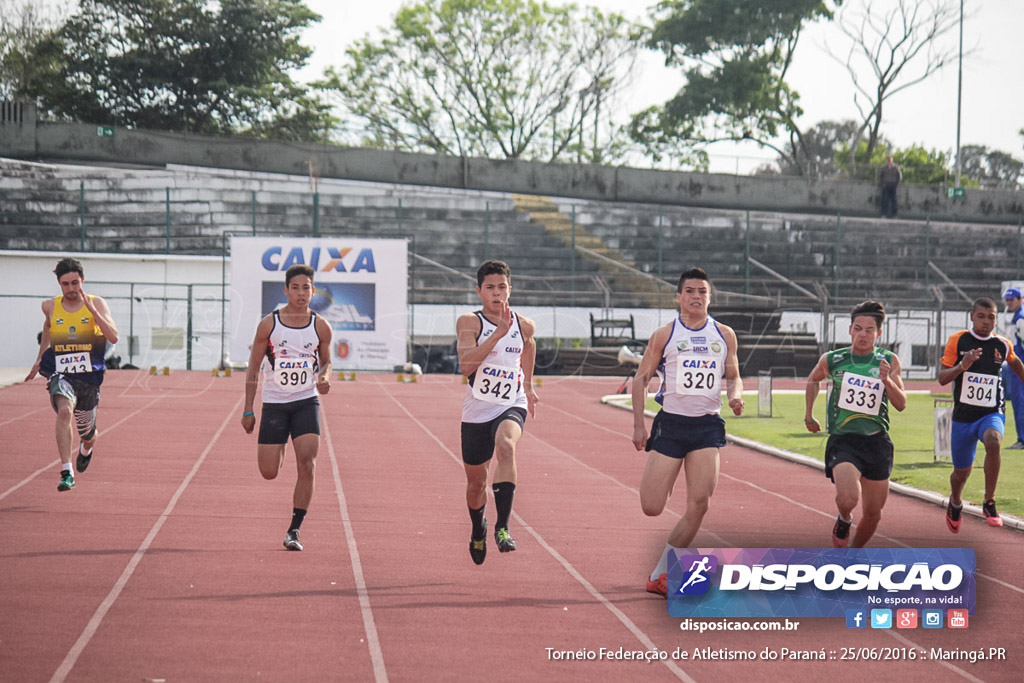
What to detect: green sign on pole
<box><xmin>947</xmin><ymin>187</ymin><xmax>965</xmax><ymax>199</ymax></box>
<box><xmin>96</xmin><ymin>126</ymin><xmax>114</xmax><ymax>137</ymax></box>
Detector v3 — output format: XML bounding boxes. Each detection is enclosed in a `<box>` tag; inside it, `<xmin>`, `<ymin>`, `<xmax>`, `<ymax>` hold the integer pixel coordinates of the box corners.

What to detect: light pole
<box><xmin>954</xmin><ymin>0</ymin><xmax>964</xmax><ymax>188</ymax></box>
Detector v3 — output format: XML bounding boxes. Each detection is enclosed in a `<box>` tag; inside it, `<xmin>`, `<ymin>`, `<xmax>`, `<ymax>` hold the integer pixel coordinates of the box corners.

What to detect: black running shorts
<box><xmin>645</xmin><ymin>411</ymin><xmax>726</xmax><ymax>459</ymax></box>
<box><xmin>460</xmin><ymin>407</ymin><xmax>527</xmax><ymax>466</ymax></box>
<box><xmin>258</xmin><ymin>397</ymin><xmax>321</xmax><ymax>445</ymax></box>
<box><xmin>824</xmin><ymin>432</ymin><xmax>894</xmax><ymax>482</ymax></box>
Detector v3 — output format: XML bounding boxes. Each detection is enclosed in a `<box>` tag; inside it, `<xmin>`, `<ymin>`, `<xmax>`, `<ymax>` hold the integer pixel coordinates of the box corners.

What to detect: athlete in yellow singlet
<box><xmin>26</xmin><ymin>258</ymin><xmax>119</xmax><ymax>492</ymax></box>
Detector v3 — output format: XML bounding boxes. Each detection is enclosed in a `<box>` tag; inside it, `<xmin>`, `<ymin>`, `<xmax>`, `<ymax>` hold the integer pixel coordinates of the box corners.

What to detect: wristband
<box><xmin>242</xmin><ymin>411</ymin><xmax>255</xmax><ymax>417</ymax></box>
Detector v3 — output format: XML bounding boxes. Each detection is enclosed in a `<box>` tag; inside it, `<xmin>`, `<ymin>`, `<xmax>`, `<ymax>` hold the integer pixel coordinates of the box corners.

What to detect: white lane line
<box><xmin>0</xmin><ymin>405</ymin><xmax>49</xmax><ymax>428</ymax></box>
<box><xmin>0</xmin><ymin>395</ymin><xmax>166</xmax><ymax>502</ymax></box>
<box><xmin>322</xmin><ymin>417</ymin><xmax>389</xmax><ymax>683</ymax></box>
<box><xmin>379</xmin><ymin>385</ymin><xmax>695</xmax><ymax>683</ymax></box>
<box><xmin>48</xmin><ymin>397</ymin><xmax>241</xmax><ymax>683</ymax></box>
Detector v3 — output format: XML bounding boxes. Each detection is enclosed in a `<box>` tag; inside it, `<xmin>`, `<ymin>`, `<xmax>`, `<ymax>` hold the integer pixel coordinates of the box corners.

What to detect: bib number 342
<box><xmin>472</xmin><ymin>364</ymin><xmax>518</xmax><ymax>405</ymax></box>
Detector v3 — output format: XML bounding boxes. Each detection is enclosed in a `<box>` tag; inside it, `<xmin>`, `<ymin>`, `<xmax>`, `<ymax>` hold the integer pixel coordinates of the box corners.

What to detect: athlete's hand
<box><xmin>80</xmin><ymin>289</ymin><xmax>97</xmax><ymax>314</ymax></box>
<box><xmin>316</xmin><ymin>374</ymin><xmax>331</xmax><ymax>395</ymax></box>
<box><xmin>728</xmin><ymin>397</ymin><xmax>744</xmax><ymax>416</ymax></box>
<box><xmin>878</xmin><ymin>358</ymin><xmax>891</xmax><ymax>382</ymax></box>
<box><xmin>24</xmin><ymin>363</ymin><xmax>40</xmax><ymax>382</ymax></box>
<box><xmin>804</xmin><ymin>417</ymin><xmax>821</xmax><ymax>433</ymax></box>
<box><xmin>960</xmin><ymin>348</ymin><xmax>982</xmax><ymax>370</ymax></box>
<box><xmin>525</xmin><ymin>384</ymin><xmax>540</xmax><ymax>417</ymax></box>
<box><xmin>632</xmin><ymin>425</ymin><xmax>648</xmax><ymax>451</ymax></box>
<box><xmin>241</xmin><ymin>414</ymin><xmax>256</xmax><ymax>434</ymax></box>
<box><xmin>495</xmin><ymin>302</ymin><xmax>512</xmax><ymax>338</ymax></box>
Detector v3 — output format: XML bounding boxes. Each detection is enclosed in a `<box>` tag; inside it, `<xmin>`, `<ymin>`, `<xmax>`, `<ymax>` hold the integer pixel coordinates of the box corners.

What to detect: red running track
<box><xmin>1</xmin><ymin>371</ymin><xmax>1021</xmax><ymax>682</ymax></box>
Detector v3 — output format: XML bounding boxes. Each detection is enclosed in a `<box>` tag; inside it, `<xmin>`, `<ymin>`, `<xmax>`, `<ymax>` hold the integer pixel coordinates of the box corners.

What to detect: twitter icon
<box><xmin>870</xmin><ymin>609</ymin><xmax>892</xmax><ymax>629</ymax></box>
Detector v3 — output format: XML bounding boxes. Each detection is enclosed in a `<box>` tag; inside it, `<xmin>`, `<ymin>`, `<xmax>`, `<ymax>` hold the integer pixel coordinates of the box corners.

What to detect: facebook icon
<box><xmin>845</xmin><ymin>609</ymin><xmax>867</xmax><ymax>629</ymax></box>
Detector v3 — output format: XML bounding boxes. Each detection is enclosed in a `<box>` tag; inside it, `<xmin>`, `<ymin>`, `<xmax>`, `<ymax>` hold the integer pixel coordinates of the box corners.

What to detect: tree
<box><xmin>836</xmin><ymin>141</ymin><xmax>948</xmax><ymax>185</ymax></box>
<box><xmin>318</xmin><ymin>0</ymin><xmax>640</xmax><ymax>162</ymax></box>
<box><xmin>20</xmin><ymin>0</ymin><xmax>332</xmax><ymax>141</ymax></box>
<box><xmin>776</xmin><ymin>119</ymin><xmax>860</xmax><ymax>177</ymax></box>
<box><xmin>959</xmin><ymin>145</ymin><xmax>1023</xmax><ymax>189</ymax></box>
<box><xmin>826</xmin><ymin>0</ymin><xmax>962</xmax><ymax>173</ymax></box>
<box><xmin>631</xmin><ymin>0</ymin><xmax>831</xmax><ymax>174</ymax></box>
<box><xmin>0</xmin><ymin>0</ymin><xmax>66</xmax><ymax>100</ymax></box>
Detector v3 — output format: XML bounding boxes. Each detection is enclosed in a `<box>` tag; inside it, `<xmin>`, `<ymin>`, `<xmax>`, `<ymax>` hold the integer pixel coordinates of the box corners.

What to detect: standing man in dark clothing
<box><xmin>879</xmin><ymin>156</ymin><xmax>902</xmax><ymax>218</ymax></box>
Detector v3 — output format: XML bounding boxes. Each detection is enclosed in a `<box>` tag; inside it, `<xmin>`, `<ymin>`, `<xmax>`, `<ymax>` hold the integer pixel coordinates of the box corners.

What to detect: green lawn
<box><xmin>640</xmin><ymin>394</ymin><xmax>1024</xmax><ymax>519</ymax></box>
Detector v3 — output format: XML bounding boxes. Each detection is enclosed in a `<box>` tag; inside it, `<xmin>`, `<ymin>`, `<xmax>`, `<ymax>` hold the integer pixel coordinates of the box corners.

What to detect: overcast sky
<box><xmin>298</xmin><ymin>0</ymin><xmax>1024</xmax><ymax>174</ymax></box>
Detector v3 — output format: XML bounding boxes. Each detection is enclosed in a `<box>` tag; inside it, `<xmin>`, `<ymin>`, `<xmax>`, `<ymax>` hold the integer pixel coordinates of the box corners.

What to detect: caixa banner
<box><xmin>667</xmin><ymin>548</ymin><xmax>975</xmax><ymax>618</ymax></box>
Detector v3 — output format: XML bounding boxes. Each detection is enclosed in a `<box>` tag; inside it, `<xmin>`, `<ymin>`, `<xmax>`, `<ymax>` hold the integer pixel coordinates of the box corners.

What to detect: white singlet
<box><xmin>461</xmin><ymin>311</ymin><xmax>528</xmax><ymax>423</ymax></box>
<box><xmin>261</xmin><ymin>310</ymin><xmax>322</xmax><ymax>404</ymax></box>
<box><xmin>654</xmin><ymin>316</ymin><xmax>728</xmax><ymax>417</ymax></box>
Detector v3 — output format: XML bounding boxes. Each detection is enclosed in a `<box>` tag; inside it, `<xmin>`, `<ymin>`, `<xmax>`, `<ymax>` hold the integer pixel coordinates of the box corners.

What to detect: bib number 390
<box><xmin>274</xmin><ymin>360</ymin><xmax>314</xmax><ymax>389</ymax></box>
<box><xmin>472</xmin><ymin>364</ymin><xmax>518</xmax><ymax>405</ymax></box>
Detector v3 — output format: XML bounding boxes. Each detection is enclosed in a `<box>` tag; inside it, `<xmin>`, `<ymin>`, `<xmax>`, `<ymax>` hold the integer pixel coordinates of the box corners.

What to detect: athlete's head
<box><xmin>476</xmin><ymin>260</ymin><xmax>511</xmax><ymax>287</ymax></box>
<box><xmin>677</xmin><ymin>267</ymin><xmax>711</xmax><ymax>317</ymax></box>
<box><xmin>971</xmin><ymin>297</ymin><xmax>998</xmax><ymax>337</ymax></box>
<box><xmin>285</xmin><ymin>264</ymin><xmax>314</xmax><ymax>287</ymax></box>
<box><xmin>849</xmin><ymin>301</ymin><xmax>885</xmax><ymax>352</ymax></box>
<box><xmin>283</xmin><ymin>264</ymin><xmax>315</xmax><ymax>309</ymax></box>
<box><xmin>1004</xmin><ymin>287</ymin><xmax>1022</xmax><ymax>313</ymax></box>
<box><xmin>53</xmin><ymin>257</ymin><xmax>85</xmax><ymax>301</ymax></box>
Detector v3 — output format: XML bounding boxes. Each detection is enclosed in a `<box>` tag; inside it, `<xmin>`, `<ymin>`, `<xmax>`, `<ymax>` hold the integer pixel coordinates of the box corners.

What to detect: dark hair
<box><xmin>54</xmin><ymin>257</ymin><xmax>84</xmax><ymax>280</ymax></box>
<box><xmin>677</xmin><ymin>267</ymin><xmax>710</xmax><ymax>293</ymax></box>
<box><xmin>973</xmin><ymin>297</ymin><xmax>997</xmax><ymax>313</ymax></box>
<box><xmin>285</xmin><ymin>264</ymin><xmax>315</xmax><ymax>286</ymax></box>
<box><xmin>476</xmin><ymin>260</ymin><xmax>511</xmax><ymax>287</ymax></box>
<box><xmin>850</xmin><ymin>300</ymin><xmax>885</xmax><ymax>326</ymax></box>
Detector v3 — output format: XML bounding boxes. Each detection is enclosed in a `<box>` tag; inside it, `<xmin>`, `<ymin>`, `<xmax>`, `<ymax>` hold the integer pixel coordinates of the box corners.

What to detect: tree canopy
<box><xmin>319</xmin><ymin>0</ymin><xmax>639</xmax><ymax>162</ymax></box>
<box><xmin>18</xmin><ymin>0</ymin><xmax>333</xmax><ymax>140</ymax></box>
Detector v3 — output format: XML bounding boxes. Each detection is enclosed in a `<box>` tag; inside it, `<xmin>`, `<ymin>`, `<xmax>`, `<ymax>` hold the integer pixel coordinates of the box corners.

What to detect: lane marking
<box><xmin>322</xmin><ymin>417</ymin><xmax>389</xmax><ymax>683</ymax></box>
<box><xmin>0</xmin><ymin>395</ymin><xmax>166</xmax><ymax>502</ymax></box>
<box><xmin>380</xmin><ymin>385</ymin><xmax>695</xmax><ymax>683</ymax></box>
<box><xmin>49</xmin><ymin>397</ymin><xmax>241</xmax><ymax>683</ymax></box>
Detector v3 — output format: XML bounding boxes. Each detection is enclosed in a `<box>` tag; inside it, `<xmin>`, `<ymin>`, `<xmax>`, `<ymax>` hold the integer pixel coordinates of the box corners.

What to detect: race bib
<box><xmin>837</xmin><ymin>371</ymin><xmax>884</xmax><ymax>416</ymax></box>
<box><xmin>274</xmin><ymin>358</ymin><xmax>315</xmax><ymax>389</ymax></box>
<box><xmin>55</xmin><ymin>351</ymin><xmax>91</xmax><ymax>374</ymax></box>
<box><xmin>472</xmin><ymin>363</ymin><xmax>519</xmax><ymax>405</ymax></box>
<box><xmin>673</xmin><ymin>354</ymin><xmax>719</xmax><ymax>396</ymax></box>
<box><xmin>961</xmin><ymin>372</ymin><xmax>998</xmax><ymax>407</ymax></box>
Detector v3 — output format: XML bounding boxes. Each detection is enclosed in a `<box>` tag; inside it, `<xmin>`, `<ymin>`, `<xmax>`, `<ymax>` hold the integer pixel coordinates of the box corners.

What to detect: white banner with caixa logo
<box><xmin>230</xmin><ymin>236</ymin><xmax>408</xmax><ymax>371</ymax></box>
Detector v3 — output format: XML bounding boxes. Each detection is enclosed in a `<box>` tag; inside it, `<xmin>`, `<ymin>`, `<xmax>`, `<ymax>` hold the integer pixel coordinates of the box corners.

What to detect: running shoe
<box><xmin>58</xmin><ymin>470</ymin><xmax>75</xmax><ymax>492</ymax></box>
<box><xmin>1004</xmin><ymin>441</ymin><xmax>1024</xmax><ymax>450</ymax></box>
<box><xmin>946</xmin><ymin>502</ymin><xmax>962</xmax><ymax>533</ymax></box>
<box><xmin>831</xmin><ymin>516</ymin><xmax>852</xmax><ymax>548</ymax></box>
<box><xmin>494</xmin><ymin>527</ymin><xmax>517</xmax><ymax>553</ymax></box>
<box><xmin>469</xmin><ymin>517</ymin><xmax>487</xmax><ymax>565</ymax></box>
<box><xmin>283</xmin><ymin>529</ymin><xmax>304</xmax><ymax>551</ymax></box>
<box><xmin>76</xmin><ymin>446</ymin><xmax>92</xmax><ymax>473</ymax></box>
<box><xmin>646</xmin><ymin>573</ymin><xmax>667</xmax><ymax>598</ymax></box>
<box><xmin>983</xmin><ymin>499</ymin><xmax>1003</xmax><ymax>527</ymax></box>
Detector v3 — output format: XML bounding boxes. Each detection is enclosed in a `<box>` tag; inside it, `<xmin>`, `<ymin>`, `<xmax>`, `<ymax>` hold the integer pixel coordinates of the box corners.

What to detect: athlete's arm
<box><xmin>456</xmin><ymin>308</ymin><xmax>508</xmax><ymax>377</ymax></box>
<box><xmin>631</xmin><ymin>324</ymin><xmax>670</xmax><ymax>451</ymax></box>
<box><xmin>84</xmin><ymin>294</ymin><xmax>119</xmax><ymax>343</ymax></box>
<box><xmin>881</xmin><ymin>354</ymin><xmax>908</xmax><ymax>412</ymax></box>
<box><xmin>242</xmin><ymin>315</ymin><xmax>273</xmax><ymax>434</ymax></box>
<box><xmin>720</xmin><ymin>323</ymin><xmax>744</xmax><ymax>416</ymax></box>
<box><xmin>25</xmin><ymin>300</ymin><xmax>53</xmax><ymax>382</ymax></box>
<box><xmin>938</xmin><ymin>344</ymin><xmax>979</xmax><ymax>385</ymax></box>
<box><xmin>804</xmin><ymin>354</ymin><xmax>829</xmax><ymax>433</ymax></box>
<box><xmin>314</xmin><ymin>315</ymin><xmax>333</xmax><ymax>395</ymax></box>
<box><xmin>518</xmin><ymin>316</ymin><xmax>540</xmax><ymax>417</ymax></box>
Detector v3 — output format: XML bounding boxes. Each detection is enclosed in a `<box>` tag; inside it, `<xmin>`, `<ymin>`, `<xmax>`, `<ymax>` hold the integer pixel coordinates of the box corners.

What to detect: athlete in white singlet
<box><xmin>243</xmin><ymin>264</ymin><xmax>333</xmax><ymax>551</ymax></box>
<box><xmin>456</xmin><ymin>260</ymin><xmax>539</xmax><ymax>565</ymax></box>
<box><xmin>630</xmin><ymin>268</ymin><xmax>744</xmax><ymax>598</ymax></box>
